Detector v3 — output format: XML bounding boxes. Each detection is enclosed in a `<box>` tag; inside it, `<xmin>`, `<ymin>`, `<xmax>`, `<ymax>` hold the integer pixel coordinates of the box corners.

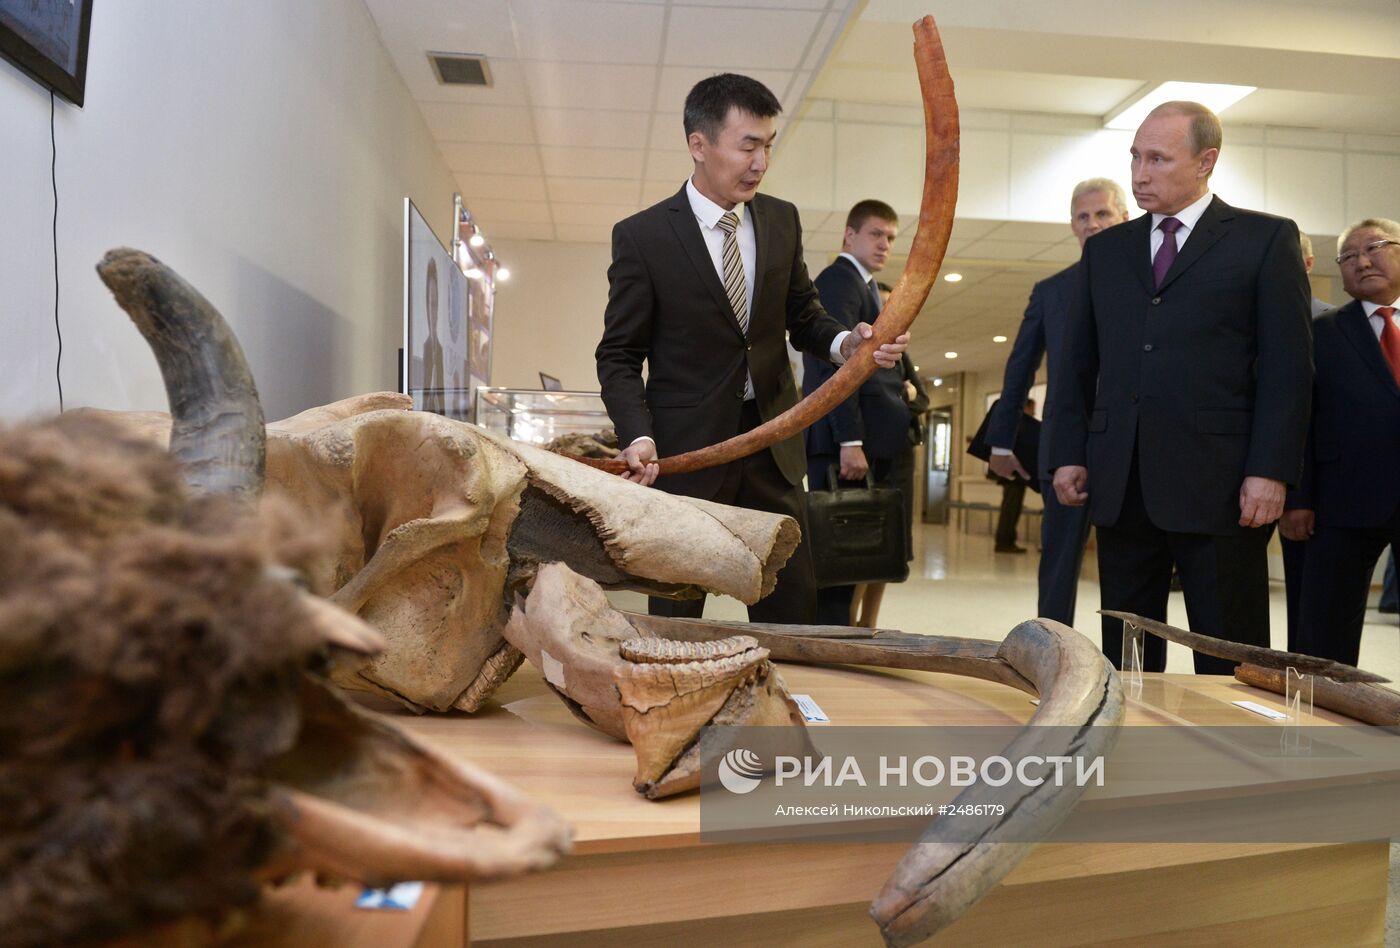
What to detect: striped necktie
<box><xmin>717</xmin><ymin>211</ymin><xmax>749</xmax><ymax>335</ymax></box>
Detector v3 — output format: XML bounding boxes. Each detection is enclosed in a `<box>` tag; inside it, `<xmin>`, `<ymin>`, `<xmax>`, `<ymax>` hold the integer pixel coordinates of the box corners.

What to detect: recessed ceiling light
<box><xmin>1103</xmin><ymin>81</ymin><xmax>1256</xmax><ymax>131</ymax></box>
<box><xmin>944</xmin><ymin>351</ymin><xmax>958</xmax><ymax>359</ymax></box>
<box><xmin>932</xmin><ymin>377</ymin><xmax>944</xmax><ymax>387</ymax></box>
<box><xmin>943</xmin><ymin>272</ymin><xmax>963</xmax><ymax>283</ymax></box>
<box><xmin>496</xmin><ymin>266</ymin><xmax>511</xmax><ymax>282</ymax></box>
<box><xmin>913</xmin><ymin>365</ymin><xmax>920</xmax><ymax>372</ymax></box>
<box><xmin>993</xmin><ymin>335</ymin><xmax>1007</xmax><ymax>343</ymax></box>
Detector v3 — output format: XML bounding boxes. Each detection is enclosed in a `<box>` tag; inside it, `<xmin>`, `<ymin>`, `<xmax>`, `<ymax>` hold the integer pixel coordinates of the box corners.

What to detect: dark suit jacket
<box><xmin>986</xmin><ymin>262</ymin><xmax>1076</xmax><ymax>482</ymax></box>
<box><xmin>596</xmin><ymin>186</ymin><xmax>845</xmax><ymax>499</ymax></box>
<box><xmin>1048</xmin><ymin>196</ymin><xmax>1313</xmax><ymax>535</ymax></box>
<box><xmin>1287</xmin><ymin>300</ymin><xmax>1400</xmax><ymax>529</ymax></box>
<box><xmin>802</xmin><ymin>256</ymin><xmax>911</xmax><ymax>460</ymax></box>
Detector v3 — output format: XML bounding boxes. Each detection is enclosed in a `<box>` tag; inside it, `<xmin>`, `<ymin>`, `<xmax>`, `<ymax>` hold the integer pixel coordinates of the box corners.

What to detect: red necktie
<box><xmin>1379</xmin><ymin>306</ymin><xmax>1400</xmax><ymax>386</ymax></box>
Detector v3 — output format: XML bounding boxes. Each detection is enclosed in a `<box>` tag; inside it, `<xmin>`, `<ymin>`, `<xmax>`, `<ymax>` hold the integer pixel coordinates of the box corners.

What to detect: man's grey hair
<box><xmin>1298</xmin><ymin>231</ymin><xmax>1314</xmax><ymax>260</ymax></box>
<box><xmin>1338</xmin><ymin>217</ymin><xmax>1400</xmax><ymax>253</ymax></box>
<box><xmin>1070</xmin><ymin>178</ymin><xmax>1128</xmax><ymax>216</ymax></box>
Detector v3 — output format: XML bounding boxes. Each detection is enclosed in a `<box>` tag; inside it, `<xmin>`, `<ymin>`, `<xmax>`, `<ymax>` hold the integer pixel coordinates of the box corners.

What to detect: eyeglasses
<box><xmin>1336</xmin><ymin>238</ymin><xmax>1400</xmax><ymax>267</ymax></box>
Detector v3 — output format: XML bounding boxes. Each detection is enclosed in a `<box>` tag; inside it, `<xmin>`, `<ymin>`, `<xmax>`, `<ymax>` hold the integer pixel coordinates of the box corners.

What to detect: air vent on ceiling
<box><xmin>429</xmin><ymin>52</ymin><xmax>491</xmax><ymax>87</ymax></box>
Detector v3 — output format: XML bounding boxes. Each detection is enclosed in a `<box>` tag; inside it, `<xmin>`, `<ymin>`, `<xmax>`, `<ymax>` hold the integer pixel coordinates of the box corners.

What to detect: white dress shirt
<box><xmin>630</xmin><ymin>181</ymin><xmax>850</xmax><ymax>448</ymax></box>
<box><xmin>1361</xmin><ymin>297</ymin><xmax>1400</xmax><ymax>340</ymax></box>
<box><xmin>1149</xmin><ymin>190</ymin><xmax>1214</xmax><ymax>261</ymax></box>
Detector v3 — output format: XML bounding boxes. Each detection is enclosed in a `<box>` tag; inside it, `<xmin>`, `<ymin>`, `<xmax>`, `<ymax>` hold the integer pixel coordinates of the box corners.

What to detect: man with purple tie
<box><xmin>1050</xmin><ymin>101</ymin><xmax>1313</xmax><ymax>673</ymax></box>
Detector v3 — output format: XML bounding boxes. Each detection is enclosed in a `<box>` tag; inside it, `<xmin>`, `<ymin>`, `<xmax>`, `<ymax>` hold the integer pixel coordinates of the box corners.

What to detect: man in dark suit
<box><xmin>1280</xmin><ymin>218</ymin><xmax>1400</xmax><ymax>666</ymax></box>
<box><xmin>987</xmin><ymin>178</ymin><xmax>1130</xmax><ymax>621</ymax></box>
<box><xmin>803</xmin><ymin>199</ymin><xmax>911</xmax><ymax>623</ymax></box>
<box><xmin>595</xmin><ymin>74</ymin><xmax>908</xmax><ymax>624</ymax></box>
<box><xmin>1050</xmin><ymin>101</ymin><xmax>1313</xmax><ymax>674</ymax></box>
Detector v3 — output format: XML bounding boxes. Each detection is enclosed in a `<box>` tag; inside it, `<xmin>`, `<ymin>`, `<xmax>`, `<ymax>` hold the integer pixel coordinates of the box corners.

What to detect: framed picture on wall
<box><xmin>0</xmin><ymin>0</ymin><xmax>94</xmax><ymax>106</ymax></box>
<box><xmin>403</xmin><ymin>199</ymin><xmax>471</xmax><ymax>419</ymax></box>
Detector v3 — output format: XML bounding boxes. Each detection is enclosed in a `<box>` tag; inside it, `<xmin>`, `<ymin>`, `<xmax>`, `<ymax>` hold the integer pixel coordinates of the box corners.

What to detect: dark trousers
<box><xmin>1037</xmin><ymin>477</ymin><xmax>1091</xmax><ymax>627</ymax></box>
<box><xmin>1096</xmin><ymin>454</ymin><xmax>1271</xmax><ymax>674</ymax></box>
<box><xmin>995</xmin><ymin>479</ymin><xmax>1027</xmax><ymax>548</ymax></box>
<box><xmin>805</xmin><ymin>453</ymin><xmax>897</xmax><ymax>625</ymax></box>
<box><xmin>1280</xmin><ymin>532</ymin><xmax>1307</xmax><ymax>653</ymax></box>
<box><xmin>648</xmin><ymin>402</ymin><xmax>816</xmax><ymax>624</ymax></box>
<box><xmin>1296</xmin><ymin>515</ymin><xmax>1400</xmax><ymax>666</ymax></box>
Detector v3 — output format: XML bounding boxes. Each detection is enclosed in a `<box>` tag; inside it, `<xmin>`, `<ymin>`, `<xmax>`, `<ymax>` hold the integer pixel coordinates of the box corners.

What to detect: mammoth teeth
<box><xmin>619</xmin><ymin>635</ymin><xmax>760</xmax><ymax>665</ymax></box>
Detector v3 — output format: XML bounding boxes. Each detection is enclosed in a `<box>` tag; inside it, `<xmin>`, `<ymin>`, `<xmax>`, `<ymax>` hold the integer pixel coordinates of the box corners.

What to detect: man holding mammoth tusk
<box><xmin>595</xmin><ymin>73</ymin><xmax>909</xmax><ymax>624</ymax></box>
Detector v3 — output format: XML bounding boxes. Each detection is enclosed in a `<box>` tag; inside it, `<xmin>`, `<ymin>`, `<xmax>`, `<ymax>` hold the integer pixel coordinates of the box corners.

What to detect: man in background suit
<box><xmin>1278</xmin><ymin>230</ymin><xmax>1335</xmax><ymax>650</ymax></box>
<box><xmin>1051</xmin><ymin>101</ymin><xmax>1313</xmax><ymax>673</ymax></box>
<box><xmin>596</xmin><ymin>74</ymin><xmax>908</xmax><ymax>624</ymax></box>
<box><xmin>987</xmin><ymin>178</ymin><xmax>1130</xmax><ymax>620</ymax></box>
<box><xmin>803</xmin><ymin>199</ymin><xmax>911</xmax><ymax>624</ymax></box>
<box><xmin>1281</xmin><ymin>218</ymin><xmax>1400</xmax><ymax>665</ymax></box>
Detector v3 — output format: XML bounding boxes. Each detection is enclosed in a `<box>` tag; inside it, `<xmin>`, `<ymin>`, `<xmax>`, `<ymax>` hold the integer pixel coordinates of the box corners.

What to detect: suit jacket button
<box><xmin>1151</xmin><ymin>296</ymin><xmax>1162</xmax><ymax>305</ymax></box>
<box><xmin>746</xmin><ymin>343</ymin><xmax>752</xmax><ymax>351</ymax></box>
<box><xmin>1143</xmin><ymin>343</ymin><xmax>1154</xmax><ymax>352</ymax></box>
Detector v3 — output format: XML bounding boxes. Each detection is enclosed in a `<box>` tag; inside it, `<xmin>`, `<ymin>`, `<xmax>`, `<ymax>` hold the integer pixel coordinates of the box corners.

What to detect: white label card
<box><xmin>356</xmin><ymin>882</ymin><xmax>424</xmax><ymax>911</ymax></box>
<box><xmin>1232</xmin><ymin>700</ymin><xmax>1289</xmax><ymax>721</ymax></box>
<box><xmin>791</xmin><ymin>693</ymin><xmax>830</xmax><ymax>723</ymax></box>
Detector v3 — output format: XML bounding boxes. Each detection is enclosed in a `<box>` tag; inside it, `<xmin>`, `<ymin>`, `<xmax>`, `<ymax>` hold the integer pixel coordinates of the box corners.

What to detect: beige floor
<box><xmin>616</xmin><ymin>514</ymin><xmax>1400</xmax><ymax>946</ymax></box>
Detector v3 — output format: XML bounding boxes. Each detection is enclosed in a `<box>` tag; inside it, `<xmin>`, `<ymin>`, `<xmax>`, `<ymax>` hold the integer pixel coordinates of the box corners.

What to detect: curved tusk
<box><xmin>96</xmin><ymin>248</ymin><xmax>266</xmax><ymax>498</ymax></box>
<box><xmin>577</xmin><ymin>14</ymin><xmax>958</xmax><ymax>477</ymax></box>
<box><xmin>1234</xmin><ymin>663</ymin><xmax>1400</xmax><ymax>725</ymax></box>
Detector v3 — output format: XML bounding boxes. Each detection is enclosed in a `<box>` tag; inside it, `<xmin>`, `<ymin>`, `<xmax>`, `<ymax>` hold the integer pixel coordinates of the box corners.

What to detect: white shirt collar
<box><xmin>1361</xmin><ymin>297</ymin><xmax>1400</xmax><ymax>319</ymax></box>
<box><xmin>838</xmin><ymin>251</ymin><xmax>876</xmax><ymax>285</ymax></box>
<box><xmin>686</xmin><ymin>177</ymin><xmax>744</xmax><ymax>230</ymax></box>
<box><xmin>1152</xmin><ymin>190</ymin><xmax>1213</xmax><ymax>233</ymax></box>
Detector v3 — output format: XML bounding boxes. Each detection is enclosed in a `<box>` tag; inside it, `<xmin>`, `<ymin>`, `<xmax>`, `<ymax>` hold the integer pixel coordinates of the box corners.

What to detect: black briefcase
<box><xmin>806</xmin><ymin>466</ymin><xmax>910</xmax><ymax>588</ymax></box>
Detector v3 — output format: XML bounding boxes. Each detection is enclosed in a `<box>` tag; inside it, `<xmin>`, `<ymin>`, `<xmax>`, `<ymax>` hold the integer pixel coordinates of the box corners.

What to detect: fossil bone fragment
<box><xmin>630</xmin><ymin>613</ymin><xmax>1124</xmax><ymax>947</ymax></box>
<box><xmin>502</xmin><ymin>562</ymin><xmax>811</xmax><ymax>798</ymax></box>
<box><xmin>1234</xmin><ymin>663</ymin><xmax>1400</xmax><ymax>725</ymax></box>
<box><xmin>1101</xmin><ymin>611</ymin><xmax>1388</xmax><ymax>683</ymax></box>
<box><xmin>571</xmin><ymin>15</ymin><xmax>957</xmax><ymax>478</ymax></box>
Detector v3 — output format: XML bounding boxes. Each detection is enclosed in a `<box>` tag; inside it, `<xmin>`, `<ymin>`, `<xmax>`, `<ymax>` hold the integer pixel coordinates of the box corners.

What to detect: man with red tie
<box><xmin>1281</xmin><ymin>218</ymin><xmax>1400</xmax><ymax>665</ymax></box>
<box><xmin>1050</xmin><ymin>101</ymin><xmax>1313</xmax><ymax>673</ymax></box>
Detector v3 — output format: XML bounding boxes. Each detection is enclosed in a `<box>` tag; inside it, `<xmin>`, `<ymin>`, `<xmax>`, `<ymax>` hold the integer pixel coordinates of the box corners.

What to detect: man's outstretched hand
<box><xmin>843</xmin><ymin>324</ymin><xmax>910</xmax><ymax>369</ymax></box>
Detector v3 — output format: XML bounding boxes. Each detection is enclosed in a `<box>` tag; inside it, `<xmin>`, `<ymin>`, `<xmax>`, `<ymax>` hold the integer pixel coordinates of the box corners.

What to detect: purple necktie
<box><xmin>1153</xmin><ymin>216</ymin><xmax>1183</xmax><ymax>289</ymax></box>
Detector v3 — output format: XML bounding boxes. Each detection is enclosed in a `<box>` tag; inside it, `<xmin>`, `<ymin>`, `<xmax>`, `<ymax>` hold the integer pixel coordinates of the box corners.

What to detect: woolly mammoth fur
<box><xmin>0</xmin><ymin>413</ymin><xmax>341</xmax><ymax>945</ymax></box>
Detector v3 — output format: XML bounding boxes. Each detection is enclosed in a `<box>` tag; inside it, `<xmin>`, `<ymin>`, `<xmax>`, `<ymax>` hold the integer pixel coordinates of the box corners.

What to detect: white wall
<box><xmin>0</xmin><ymin>0</ymin><xmax>457</xmax><ymax>423</ymax></box>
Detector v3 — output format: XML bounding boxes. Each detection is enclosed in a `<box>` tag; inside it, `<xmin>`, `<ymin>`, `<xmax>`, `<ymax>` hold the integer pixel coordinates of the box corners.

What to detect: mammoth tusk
<box><xmin>576</xmin><ymin>14</ymin><xmax>957</xmax><ymax>477</ymax></box>
<box><xmin>1101</xmin><ymin>611</ymin><xmax>1388</xmax><ymax>683</ymax></box>
<box><xmin>628</xmin><ymin>614</ymin><xmax>1123</xmax><ymax>947</ymax></box>
<box><xmin>1234</xmin><ymin>663</ymin><xmax>1400</xmax><ymax>726</ymax></box>
<box><xmin>96</xmin><ymin>248</ymin><xmax>266</xmax><ymax>499</ymax></box>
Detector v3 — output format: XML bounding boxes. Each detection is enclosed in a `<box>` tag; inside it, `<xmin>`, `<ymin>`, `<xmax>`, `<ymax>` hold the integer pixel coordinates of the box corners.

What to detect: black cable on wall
<box><xmin>51</xmin><ymin>89</ymin><xmax>64</xmax><ymax>413</ymax></box>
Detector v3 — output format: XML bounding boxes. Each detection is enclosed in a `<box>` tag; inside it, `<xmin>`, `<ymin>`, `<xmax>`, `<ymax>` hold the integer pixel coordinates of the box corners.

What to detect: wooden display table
<box><xmin>257</xmin><ymin>665</ymin><xmax>1391</xmax><ymax>946</ymax></box>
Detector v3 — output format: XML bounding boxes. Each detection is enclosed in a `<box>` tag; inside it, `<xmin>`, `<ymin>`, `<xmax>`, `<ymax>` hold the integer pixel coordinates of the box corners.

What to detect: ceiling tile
<box><xmin>642</xmin><ymin>149</ymin><xmax>695</xmax><ymax>184</ymax></box>
<box><xmin>546</xmin><ymin>176</ymin><xmax>641</xmax><ymax>204</ymax></box>
<box><xmin>440</xmin><ymin>142</ymin><xmax>543</xmax><ymax>175</ymax></box>
<box><xmin>509</xmin><ymin>0</ymin><xmax>665</xmax><ymax>64</ymax></box>
<box><xmin>985</xmin><ymin>220</ymin><xmax>1073</xmax><ymax>242</ymax></box>
<box><xmin>665</xmin><ymin>7</ymin><xmax>822</xmax><ymax>70</ymax></box>
<box><xmin>523</xmin><ymin>61</ymin><xmax>657</xmax><ymax>111</ymax></box>
<box><xmin>539</xmin><ymin>146</ymin><xmax>645</xmax><ymax>179</ymax></box>
<box><xmin>553</xmin><ymin>223</ymin><xmax>616</xmax><ymax>243</ymax></box>
<box><xmin>680</xmin><ymin>0</ymin><xmax>827</xmax><ymax>8</ymax></box>
<box><xmin>640</xmin><ymin>180</ymin><xmax>683</xmax><ymax>205</ymax></box>
<box><xmin>465</xmin><ymin>199</ymin><xmax>553</xmax><ymax>225</ymax></box>
<box><xmin>532</xmin><ymin>109</ymin><xmax>653</xmax><ymax>148</ymax></box>
<box><xmin>363</xmin><ymin>0</ymin><xmax>518</xmax><ymax>59</ymax></box>
<box><xmin>647</xmin><ymin>112</ymin><xmax>688</xmax><ymax>153</ymax></box>
<box><xmin>421</xmin><ymin>103</ymin><xmax>536</xmax><ymax>144</ymax></box>
<box><xmin>488</xmin><ymin>221</ymin><xmax>557</xmax><ymax>241</ymax></box>
<box><xmin>458</xmin><ymin>173</ymin><xmax>550</xmax><ymax>203</ymax></box>
<box><xmin>551</xmin><ymin>202</ymin><xmax>640</xmax><ymax>226</ymax></box>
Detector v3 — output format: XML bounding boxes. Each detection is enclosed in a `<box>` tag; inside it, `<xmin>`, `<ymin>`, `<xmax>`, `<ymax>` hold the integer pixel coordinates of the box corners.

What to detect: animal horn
<box><xmin>97</xmin><ymin>248</ymin><xmax>266</xmax><ymax>498</ymax></box>
<box><xmin>579</xmin><ymin>14</ymin><xmax>957</xmax><ymax>476</ymax></box>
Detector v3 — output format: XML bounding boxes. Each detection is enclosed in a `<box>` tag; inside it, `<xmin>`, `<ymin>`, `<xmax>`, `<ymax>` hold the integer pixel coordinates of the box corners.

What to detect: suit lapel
<box><xmin>1156</xmin><ymin>195</ymin><xmax>1231</xmax><ymax>293</ymax></box>
<box><xmin>666</xmin><ymin>186</ymin><xmax>746</xmax><ymax>337</ymax></box>
<box><xmin>1116</xmin><ymin>216</ymin><xmax>1156</xmax><ymax>295</ymax></box>
<box><xmin>749</xmin><ymin>195</ymin><xmax>770</xmax><ymax>319</ymax></box>
<box><xmin>1336</xmin><ymin>300</ymin><xmax>1400</xmax><ymax>397</ymax></box>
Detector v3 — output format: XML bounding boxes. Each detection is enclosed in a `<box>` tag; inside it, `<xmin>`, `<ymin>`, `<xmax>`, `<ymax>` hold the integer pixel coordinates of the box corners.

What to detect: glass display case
<box><xmin>473</xmin><ymin>387</ymin><xmax>613</xmax><ymax>446</ymax></box>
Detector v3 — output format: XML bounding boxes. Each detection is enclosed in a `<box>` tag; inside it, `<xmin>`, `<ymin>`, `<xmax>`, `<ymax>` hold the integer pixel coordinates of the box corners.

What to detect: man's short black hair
<box><xmin>845</xmin><ymin>199</ymin><xmax>898</xmax><ymax>233</ymax></box>
<box><xmin>683</xmin><ymin>73</ymin><xmax>782</xmax><ymax>142</ymax></box>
